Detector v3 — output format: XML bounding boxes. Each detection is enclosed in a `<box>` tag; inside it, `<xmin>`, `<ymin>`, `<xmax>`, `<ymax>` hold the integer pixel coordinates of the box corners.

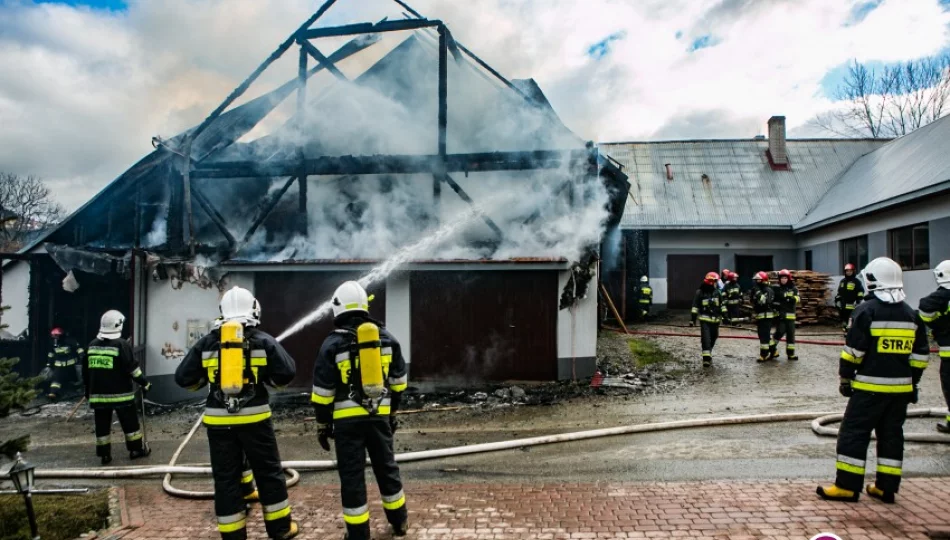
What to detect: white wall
<box><xmin>649</xmin><ymin>277</ymin><xmax>668</xmax><ymax>305</ymax></box>
<box><xmin>557</xmin><ymin>268</ymin><xmax>597</xmax><ymax>360</ymax></box>
<box><xmin>385</xmin><ymin>272</ymin><xmax>411</xmax><ymax>365</ymax></box>
<box><xmin>903</xmin><ymin>270</ymin><xmax>936</xmax><ymax>309</ymax></box>
<box><xmin>1</xmin><ymin>262</ymin><xmax>30</xmax><ymax>337</ymax></box>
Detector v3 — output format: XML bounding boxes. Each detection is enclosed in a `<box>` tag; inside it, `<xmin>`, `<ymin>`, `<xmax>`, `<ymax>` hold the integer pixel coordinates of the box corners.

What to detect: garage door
<box><xmin>410</xmin><ymin>271</ymin><xmax>558</xmax><ymax>381</ymax></box>
<box><xmin>255</xmin><ymin>272</ymin><xmax>386</xmax><ymax>388</ymax></box>
<box><xmin>666</xmin><ymin>255</ymin><xmax>720</xmax><ymax>309</ymax></box>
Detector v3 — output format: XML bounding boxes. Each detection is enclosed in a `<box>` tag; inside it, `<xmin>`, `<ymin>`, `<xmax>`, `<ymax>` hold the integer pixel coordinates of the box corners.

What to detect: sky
<box><xmin>1</xmin><ymin>0</ymin><xmax>949</xmax><ymax>210</ymax></box>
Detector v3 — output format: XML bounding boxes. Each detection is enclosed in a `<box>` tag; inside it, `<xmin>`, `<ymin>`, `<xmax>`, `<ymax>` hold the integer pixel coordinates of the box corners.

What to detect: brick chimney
<box><xmin>767</xmin><ymin>115</ymin><xmax>789</xmax><ymax>170</ymax></box>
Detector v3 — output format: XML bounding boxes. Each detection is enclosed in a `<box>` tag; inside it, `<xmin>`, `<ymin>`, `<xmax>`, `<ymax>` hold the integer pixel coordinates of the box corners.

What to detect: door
<box><xmin>735</xmin><ymin>255</ymin><xmax>774</xmax><ymax>292</ymax></box>
<box><xmin>666</xmin><ymin>255</ymin><xmax>719</xmax><ymax>309</ymax></box>
<box><xmin>410</xmin><ymin>271</ymin><xmax>558</xmax><ymax>381</ymax></box>
<box><xmin>255</xmin><ymin>272</ymin><xmax>386</xmax><ymax>388</ymax></box>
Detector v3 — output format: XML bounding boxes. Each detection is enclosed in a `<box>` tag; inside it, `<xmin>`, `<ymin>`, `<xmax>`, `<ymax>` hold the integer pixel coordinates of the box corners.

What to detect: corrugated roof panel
<box><xmin>795</xmin><ymin>115</ymin><xmax>950</xmax><ymax>230</ymax></box>
<box><xmin>601</xmin><ymin>138</ymin><xmax>888</xmax><ymax>229</ymax></box>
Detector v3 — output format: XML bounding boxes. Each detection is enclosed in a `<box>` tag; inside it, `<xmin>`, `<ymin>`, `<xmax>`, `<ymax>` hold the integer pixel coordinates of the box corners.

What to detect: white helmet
<box><xmin>861</xmin><ymin>257</ymin><xmax>905</xmax><ymax>304</ymax></box>
<box><xmin>934</xmin><ymin>260</ymin><xmax>950</xmax><ymax>289</ymax></box>
<box><xmin>640</xmin><ymin>276</ymin><xmax>649</xmax><ymax>283</ymax></box>
<box><xmin>219</xmin><ymin>286</ymin><xmax>261</xmax><ymax>326</ymax></box>
<box><xmin>98</xmin><ymin>310</ymin><xmax>125</xmax><ymax>339</ymax></box>
<box><xmin>331</xmin><ymin>281</ymin><xmax>369</xmax><ymax>319</ymax></box>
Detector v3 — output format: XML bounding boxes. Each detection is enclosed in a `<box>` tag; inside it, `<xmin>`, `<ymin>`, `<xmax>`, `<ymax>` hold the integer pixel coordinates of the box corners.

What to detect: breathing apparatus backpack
<box><xmin>339</xmin><ymin>320</ymin><xmax>388</xmax><ymax>414</ymax></box>
<box><xmin>215</xmin><ymin>320</ymin><xmax>257</xmax><ymax>413</ymax></box>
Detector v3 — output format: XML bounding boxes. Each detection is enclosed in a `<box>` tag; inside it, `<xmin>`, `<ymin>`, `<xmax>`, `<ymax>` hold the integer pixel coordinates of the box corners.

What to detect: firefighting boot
<box><xmin>768</xmin><ymin>344</ymin><xmax>779</xmax><ymax>360</ymax></box>
<box><xmin>702</xmin><ymin>355</ymin><xmax>712</xmax><ymax>367</ymax></box>
<box><xmin>937</xmin><ymin>420</ymin><xmax>950</xmax><ymax>434</ymax></box>
<box><xmin>129</xmin><ymin>443</ymin><xmax>151</xmax><ymax>460</ymax></box>
<box><xmin>866</xmin><ymin>485</ymin><xmax>895</xmax><ymax>504</ymax></box>
<box><xmin>816</xmin><ymin>484</ymin><xmax>860</xmax><ymax>502</ymax></box>
<box><xmin>276</xmin><ymin>521</ymin><xmax>299</xmax><ymax>539</ymax></box>
<box><xmin>100</xmin><ymin>455</ymin><xmax>113</xmax><ymax>466</ymax></box>
<box><xmin>392</xmin><ymin>520</ymin><xmax>410</xmax><ymax>537</ymax></box>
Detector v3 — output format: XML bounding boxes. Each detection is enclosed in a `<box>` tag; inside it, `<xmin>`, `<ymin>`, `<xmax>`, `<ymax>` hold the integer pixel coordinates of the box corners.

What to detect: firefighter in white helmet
<box><xmin>633</xmin><ymin>276</ymin><xmax>653</xmax><ymax>322</ymax></box>
<box><xmin>818</xmin><ymin>257</ymin><xmax>929</xmax><ymax>504</ymax></box>
<box><xmin>311</xmin><ymin>281</ymin><xmax>409</xmax><ymax>540</ymax></box>
<box><xmin>917</xmin><ymin>259</ymin><xmax>950</xmax><ymax>433</ymax></box>
<box><xmin>83</xmin><ymin>310</ymin><xmax>151</xmax><ymax>464</ymax></box>
<box><xmin>175</xmin><ymin>287</ymin><xmax>299</xmax><ymax>539</ymax></box>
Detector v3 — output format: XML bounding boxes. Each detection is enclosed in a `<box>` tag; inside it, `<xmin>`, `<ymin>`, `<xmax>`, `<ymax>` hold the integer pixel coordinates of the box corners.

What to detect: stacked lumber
<box><xmin>769</xmin><ymin>270</ymin><xmax>832</xmax><ymax>325</ymax></box>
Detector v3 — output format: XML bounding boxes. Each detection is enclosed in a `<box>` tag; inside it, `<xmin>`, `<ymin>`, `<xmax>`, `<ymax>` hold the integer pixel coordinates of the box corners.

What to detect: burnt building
<box><xmin>1</xmin><ymin>1</ymin><xmax>628</xmax><ymax>402</ymax></box>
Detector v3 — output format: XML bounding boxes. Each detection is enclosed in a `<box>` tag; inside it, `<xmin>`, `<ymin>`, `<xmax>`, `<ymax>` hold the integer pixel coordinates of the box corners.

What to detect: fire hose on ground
<box><xmin>30</xmin><ymin>407</ymin><xmax>949</xmax><ymax>499</ymax></box>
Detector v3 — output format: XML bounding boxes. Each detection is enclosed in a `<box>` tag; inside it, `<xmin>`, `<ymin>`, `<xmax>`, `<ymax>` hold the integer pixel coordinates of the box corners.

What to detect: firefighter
<box><xmin>47</xmin><ymin>327</ymin><xmax>84</xmax><ymax>401</ymax></box>
<box><xmin>633</xmin><ymin>276</ymin><xmax>653</xmax><ymax>322</ymax></box>
<box><xmin>770</xmin><ymin>269</ymin><xmax>800</xmax><ymax>361</ymax></box>
<box><xmin>917</xmin><ymin>259</ymin><xmax>950</xmax><ymax>434</ymax></box>
<box><xmin>312</xmin><ymin>281</ymin><xmax>409</xmax><ymax>540</ymax></box>
<box><xmin>751</xmin><ymin>272</ymin><xmax>776</xmax><ymax>362</ymax></box>
<box><xmin>835</xmin><ymin>263</ymin><xmax>866</xmax><ymax>333</ymax></box>
<box><xmin>817</xmin><ymin>257</ymin><xmax>929</xmax><ymax>504</ymax></box>
<box><xmin>175</xmin><ymin>287</ymin><xmax>299</xmax><ymax>540</ymax></box>
<box><xmin>691</xmin><ymin>272</ymin><xmax>728</xmax><ymax>367</ymax></box>
<box><xmin>83</xmin><ymin>310</ymin><xmax>151</xmax><ymax>465</ymax></box>
<box><xmin>718</xmin><ymin>268</ymin><xmax>730</xmax><ymax>291</ymax></box>
<box><xmin>723</xmin><ymin>271</ymin><xmax>743</xmax><ymax>321</ymax></box>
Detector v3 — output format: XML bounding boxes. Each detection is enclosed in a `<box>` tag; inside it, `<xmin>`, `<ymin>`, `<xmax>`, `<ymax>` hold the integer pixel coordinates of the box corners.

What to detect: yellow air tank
<box><xmin>357</xmin><ymin>322</ymin><xmax>384</xmax><ymax>399</ymax></box>
<box><xmin>219</xmin><ymin>320</ymin><xmax>245</xmax><ymax>396</ymax></box>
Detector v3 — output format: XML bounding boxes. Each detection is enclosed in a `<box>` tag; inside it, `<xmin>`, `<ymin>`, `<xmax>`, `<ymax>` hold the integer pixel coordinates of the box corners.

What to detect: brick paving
<box><xmin>103</xmin><ymin>478</ymin><xmax>950</xmax><ymax>540</ymax></box>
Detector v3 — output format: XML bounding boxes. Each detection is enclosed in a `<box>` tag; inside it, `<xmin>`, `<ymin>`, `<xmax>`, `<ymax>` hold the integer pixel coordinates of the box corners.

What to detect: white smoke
<box><xmin>145</xmin><ymin>215</ymin><xmax>167</xmax><ymax>247</ymax></box>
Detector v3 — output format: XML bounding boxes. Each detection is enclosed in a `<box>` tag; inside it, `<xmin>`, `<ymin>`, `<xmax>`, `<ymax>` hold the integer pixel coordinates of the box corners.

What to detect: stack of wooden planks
<box><xmin>769</xmin><ymin>270</ymin><xmax>832</xmax><ymax>325</ymax></box>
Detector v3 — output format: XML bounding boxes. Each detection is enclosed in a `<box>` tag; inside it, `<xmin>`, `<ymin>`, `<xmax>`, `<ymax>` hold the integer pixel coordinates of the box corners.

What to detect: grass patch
<box><xmin>0</xmin><ymin>490</ymin><xmax>109</xmax><ymax>540</ymax></box>
<box><xmin>628</xmin><ymin>338</ymin><xmax>676</xmax><ymax>368</ymax></box>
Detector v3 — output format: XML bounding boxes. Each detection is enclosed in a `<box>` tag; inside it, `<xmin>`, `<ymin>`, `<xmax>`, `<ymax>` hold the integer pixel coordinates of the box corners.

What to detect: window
<box><xmin>804</xmin><ymin>250</ymin><xmax>813</xmax><ymax>271</ymax></box>
<box><xmin>889</xmin><ymin>223</ymin><xmax>930</xmax><ymax>270</ymax></box>
<box><xmin>840</xmin><ymin>235</ymin><xmax>868</xmax><ymax>271</ymax></box>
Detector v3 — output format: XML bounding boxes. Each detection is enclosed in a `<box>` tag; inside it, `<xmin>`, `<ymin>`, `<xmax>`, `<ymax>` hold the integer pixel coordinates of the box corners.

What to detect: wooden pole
<box><xmin>65</xmin><ymin>397</ymin><xmax>86</xmax><ymax>423</ymax></box>
<box><xmin>600</xmin><ymin>283</ymin><xmax>629</xmax><ymax>334</ymax></box>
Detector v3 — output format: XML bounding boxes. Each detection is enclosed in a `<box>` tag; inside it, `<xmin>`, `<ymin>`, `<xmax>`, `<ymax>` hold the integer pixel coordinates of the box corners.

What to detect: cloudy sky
<box><xmin>1</xmin><ymin>0</ymin><xmax>949</xmax><ymax>210</ymax></box>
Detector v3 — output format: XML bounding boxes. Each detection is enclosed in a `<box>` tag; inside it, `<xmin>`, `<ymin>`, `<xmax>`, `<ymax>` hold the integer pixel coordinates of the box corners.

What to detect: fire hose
<box><xmin>31</xmin><ymin>408</ymin><xmax>949</xmax><ymax>499</ymax></box>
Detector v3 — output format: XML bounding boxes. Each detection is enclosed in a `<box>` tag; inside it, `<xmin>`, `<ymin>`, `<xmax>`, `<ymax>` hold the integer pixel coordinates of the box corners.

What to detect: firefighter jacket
<box><xmin>691</xmin><ymin>285</ymin><xmax>727</xmax><ymax>324</ymax></box>
<box><xmin>839</xmin><ymin>297</ymin><xmax>929</xmax><ymax>394</ymax></box>
<box><xmin>175</xmin><ymin>326</ymin><xmax>297</xmax><ymax>426</ymax></box>
<box><xmin>750</xmin><ymin>283</ymin><xmax>776</xmax><ymax>319</ymax></box>
<box><xmin>724</xmin><ymin>281</ymin><xmax>742</xmax><ymax>306</ymax></box>
<box><xmin>836</xmin><ymin>276</ymin><xmax>866</xmax><ymax>309</ymax></box>
<box><xmin>918</xmin><ymin>287</ymin><xmax>950</xmax><ymax>347</ymax></box>
<box><xmin>773</xmin><ymin>283</ymin><xmax>800</xmax><ymax>320</ymax></box>
<box><xmin>635</xmin><ymin>284</ymin><xmax>653</xmax><ymax>308</ymax></box>
<box><xmin>311</xmin><ymin>317</ymin><xmax>408</xmax><ymax>425</ymax></box>
<box><xmin>83</xmin><ymin>337</ymin><xmax>148</xmax><ymax>409</ymax></box>
<box><xmin>49</xmin><ymin>337</ymin><xmax>84</xmax><ymax>367</ymax></box>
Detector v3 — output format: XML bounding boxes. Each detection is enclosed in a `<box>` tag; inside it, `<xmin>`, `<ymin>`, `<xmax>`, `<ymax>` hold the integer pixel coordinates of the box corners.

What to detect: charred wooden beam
<box><xmin>298</xmin><ymin>39</ymin><xmax>348</xmax><ymax>81</ymax></box>
<box><xmin>193</xmin><ymin>150</ymin><xmax>590</xmax><ymax>178</ymax></box>
<box><xmin>443</xmin><ymin>174</ymin><xmax>502</xmax><ymax>238</ymax></box>
<box><xmin>242</xmin><ymin>176</ymin><xmax>297</xmax><ymax>244</ymax></box>
<box><xmin>302</xmin><ymin>19</ymin><xmax>440</xmax><ymax>39</ymax></box>
<box><xmin>181</xmin><ymin>143</ymin><xmax>196</xmax><ymax>256</ymax></box>
<box><xmin>191</xmin><ymin>185</ymin><xmax>237</xmax><ymax>247</ymax></box>
<box><xmin>189</xmin><ymin>0</ymin><xmax>340</xmax><ymax>142</ymax></box>
<box><xmin>296</xmin><ymin>46</ymin><xmax>310</xmax><ymax>236</ymax></box>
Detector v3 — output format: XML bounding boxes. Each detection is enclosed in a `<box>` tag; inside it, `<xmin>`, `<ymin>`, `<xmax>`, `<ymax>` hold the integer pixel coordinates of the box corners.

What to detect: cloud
<box><xmin>1</xmin><ymin>0</ymin><xmax>949</xmax><ymax>210</ymax></box>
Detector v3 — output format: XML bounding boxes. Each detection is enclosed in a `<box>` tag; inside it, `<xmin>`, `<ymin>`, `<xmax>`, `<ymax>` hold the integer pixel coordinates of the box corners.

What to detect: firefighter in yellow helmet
<box><xmin>311</xmin><ymin>281</ymin><xmax>409</xmax><ymax>540</ymax></box>
<box><xmin>175</xmin><ymin>287</ymin><xmax>298</xmax><ymax>539</ymax></box>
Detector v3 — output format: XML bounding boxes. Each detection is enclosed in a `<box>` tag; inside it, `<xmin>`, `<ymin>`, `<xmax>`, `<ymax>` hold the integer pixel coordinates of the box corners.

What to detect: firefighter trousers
<box><xmin>756</xmin><ymin>318</ymin><xmax>772</xmax><ymax>359</ymax></box>
<box><xmin>335</xmin><ymin>417</ymin><xmax>408</xmax><ymax>540</ymax></box>
<box><xmin>941</xmin><ymin>358</ymin><xmax>950</xmax><ymax>426</ymax></box>
<box><xmin>49</xmin><ymin>364</ymin><xmax>80</xmax><ymax>398</ymax></box>
<box><xmin>94</xmin><ymin>405</ymin><xmax>143</xmax><ymax>457</ymax></box>
<box><xmin>772</xmin><ymin>318</ymin><xmax>797</xmax><ymax>358</ymax></box>
<box><xmin>700</xmin><ymin>322</ymin><xmax>719</xmax><ymax>362</ymax></box>
<box><xmin>207</xmin><ymin>420</ymin><xmax>292</xmax><ymax>540</ymax></box>
<box><xmin>839</xmin><ymin>307</ymin><xmax>854</xmax><ymax>330</ymax></box>
<box><xmin>834</xmin><ymin>391</ymin><xmax>909</xmax><ymax>494</ymax></box>
<box><xmin>727</xmin><ymin>304</ymin><xmax>741</xmax><ymax>320</ymax></box>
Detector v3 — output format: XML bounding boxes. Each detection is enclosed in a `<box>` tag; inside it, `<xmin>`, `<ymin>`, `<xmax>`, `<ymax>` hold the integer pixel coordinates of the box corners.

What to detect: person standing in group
<box><xmin>691</xmin><ymin>272</ymin><xmax>728</xmax><ymax>367</ymax></box>
<box><xmin>817</xmin><ymin>257</ymin><xmax>928</xmax><ymax>504</ymax></box>
<box><xmin>836</xmin><ymin>263</ymin><xmax>866</xmax><ymax>333</ymax></box>
<box><xmin>917</xmin><ymin>260</ymin><xmax>950</xmax><ymax>433</ymax></box>
<box><xmin>633</xmin><ymin>276</ymin><xmax>653</xmax><ymax>322</ymax></box>
<box><xmin>770</xmin><ymin>269</ymin><xmax>800</xmax><ymax>361</ymax></box>
<box><xmin>312</xmin><ymin>281</ymin><xmax>410</xmax><ymax>540</ymax></box>
<box><xmin>750</xmin><ymin>272</ymin><xmax>776</xmax><ymax>362</ymax></box>
<box><xmin>175</xmin><ymin>287</ymin><xmax>299</xmax><ymax>540</ymax></box>
<box><xmin>723</xmin><ymin>271</ymin><xmax>743</xmax><ymax>322</ymax></box>
<box><xmin>47</xmin><ymin>327</ymin><xmax>84</xmax><ymax>401</ymax></box>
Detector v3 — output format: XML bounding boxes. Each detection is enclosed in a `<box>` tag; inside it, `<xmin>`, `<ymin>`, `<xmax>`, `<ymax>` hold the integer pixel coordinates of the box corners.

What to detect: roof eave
<box><xmin>621</xmin><ymin>224</ymin><xmax>794</xmax><ymax>231</ymax></box>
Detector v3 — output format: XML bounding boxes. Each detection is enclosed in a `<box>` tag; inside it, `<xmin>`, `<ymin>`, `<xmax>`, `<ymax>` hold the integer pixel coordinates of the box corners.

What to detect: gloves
<box><xmin>911</xmin><ymin>385</ymin><xmax>919</xmax><ymax>404</ymax></box>
<box><xmin>389</xmin><ymin>415</ymin><xmax>399</xmax><ymax>434</ymax></box>
<box><xmin>839</xmin><ymin>379</ymin><xmax>853</xmax><ymax>398</ymax></box>
<box><xmin>689</xmin><ymin>321</ymin><xmax>695</xmax><ymax>327</ymax></box>
<box><xmin>317</xmin><ymin>422</ymin><xmax>334</xmax><ymax>451</ymax></box>
<box><xmin>141</xmin><ymin>382</ymin><xmax>152</xmax><ymax>394</ymax></box>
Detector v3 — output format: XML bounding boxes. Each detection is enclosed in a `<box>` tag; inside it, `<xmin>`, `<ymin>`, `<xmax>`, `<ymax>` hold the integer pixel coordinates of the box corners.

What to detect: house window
<box><xmin>840</xmin><ymin>235</ymin><xmax>868</xmax><ymax>271</ymax></box>
<box><xmin>804</xmin><ymin>250</ymin><xmax>813</xmax><ymax>271</ymax></box>
<box><xmin>889</xmin><ymin>223</ymin><xmax>929</xmax><ymax>270</ymax></box>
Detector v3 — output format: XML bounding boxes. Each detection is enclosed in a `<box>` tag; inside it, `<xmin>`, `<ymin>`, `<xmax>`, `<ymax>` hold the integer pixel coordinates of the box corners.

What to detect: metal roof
<box><xmin>795</xmin><ymin>114</ymin><xmax>950</xmax><ymax>231</ymax></box>
<box><xmin>600</xmin><ymin>138</ymin><xmax>887</xmax><ymax>229</ymax></box>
